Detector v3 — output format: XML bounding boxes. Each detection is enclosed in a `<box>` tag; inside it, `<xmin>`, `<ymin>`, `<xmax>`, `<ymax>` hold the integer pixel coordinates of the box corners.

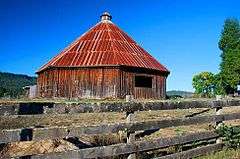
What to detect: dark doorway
<box><xmin>135</xmin><ymin>76</ymin><xmax>152</xmax><ymax>88</ymax></box>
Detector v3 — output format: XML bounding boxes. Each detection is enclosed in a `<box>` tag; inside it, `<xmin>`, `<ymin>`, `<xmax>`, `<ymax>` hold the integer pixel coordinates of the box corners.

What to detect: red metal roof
<box><xmin>37</xmin><ymin>13</ymin><xmax>169</xmax><ymax>73</ymax></box>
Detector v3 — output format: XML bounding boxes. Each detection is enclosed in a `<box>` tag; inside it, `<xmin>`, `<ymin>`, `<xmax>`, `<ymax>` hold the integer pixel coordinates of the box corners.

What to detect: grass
<box><xmin>197</xmin><ymin>148</ymin><xmax>240</xmax><ymax>159</ymax></box>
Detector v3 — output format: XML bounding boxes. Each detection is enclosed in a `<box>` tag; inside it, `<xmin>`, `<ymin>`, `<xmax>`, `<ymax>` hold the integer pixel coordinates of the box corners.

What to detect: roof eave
<box><xmin>36</xmin><ymin>65</ymin><xmax>170</xmax><ymax>76</ymax></box>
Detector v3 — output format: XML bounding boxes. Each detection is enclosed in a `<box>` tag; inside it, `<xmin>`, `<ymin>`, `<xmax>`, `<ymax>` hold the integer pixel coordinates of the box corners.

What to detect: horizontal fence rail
<box><xmin>155</xmin><ymin>143</ymin><xmax>223</xmax><ymax>159</ymax></box>
<box><xmin>1</xmin><ymin>112</ymin><xmax>240</xmax><ymax>144</ymax></box>
<box><xmin>28</xmin><ymin>131</ymin><xmax>218</xmax><ymax>159</ymax></box>
<box><xmin>1</xmin><ymin>99</ymin><xmax>240</xmax><ymax>115</ymax></box>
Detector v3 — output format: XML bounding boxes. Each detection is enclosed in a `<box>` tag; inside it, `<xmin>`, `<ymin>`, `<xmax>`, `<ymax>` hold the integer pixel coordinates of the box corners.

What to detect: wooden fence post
<box><xmin>126</xmin><ymin>111</ymin><xmax>136</xmax><ymax>159</ymax></box>
<box><xmin>215</xmin><ymin>106</ymin><xmax>223</xmax><ymax>144</ymax></box>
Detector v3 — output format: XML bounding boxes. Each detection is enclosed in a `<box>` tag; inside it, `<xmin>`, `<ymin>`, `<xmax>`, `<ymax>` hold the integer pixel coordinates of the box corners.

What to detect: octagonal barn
<box><xmin>36</xmin><ymin>12</ymin><xmax>170</xmax><ymax>99</ymax></box>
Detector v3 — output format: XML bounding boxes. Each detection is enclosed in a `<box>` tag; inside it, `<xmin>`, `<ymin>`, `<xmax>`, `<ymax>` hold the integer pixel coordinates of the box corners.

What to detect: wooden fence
<box><xmin>1</xmin><ymin>99</ymin><xmax>240</xmax><ymax>159</ymax></box>
<box><xmin>1</xmin><ymin>99</ymin><xmax>240</xmax><ymax>115</ymax></box>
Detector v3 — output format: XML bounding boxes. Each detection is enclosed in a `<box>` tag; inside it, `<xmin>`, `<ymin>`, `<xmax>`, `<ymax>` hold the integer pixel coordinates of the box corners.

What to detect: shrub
<box><xmin>216</xmin><ymin>124</ymin><xmax>240</xmax><ymax>149</ymax></box>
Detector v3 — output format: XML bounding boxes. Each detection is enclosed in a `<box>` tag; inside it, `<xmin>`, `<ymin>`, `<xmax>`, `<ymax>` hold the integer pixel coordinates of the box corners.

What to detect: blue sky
<box><xmin>0</xmin><ymin>0</ymin><xmax>240</xmax><ymax>91</ymax></box>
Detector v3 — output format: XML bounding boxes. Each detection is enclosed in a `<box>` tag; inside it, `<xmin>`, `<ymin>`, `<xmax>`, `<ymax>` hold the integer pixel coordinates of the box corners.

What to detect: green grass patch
<box><xmin>197</xmin><ymin>148</ymin><xmax>240</xmax><ymax>159</ymax></box>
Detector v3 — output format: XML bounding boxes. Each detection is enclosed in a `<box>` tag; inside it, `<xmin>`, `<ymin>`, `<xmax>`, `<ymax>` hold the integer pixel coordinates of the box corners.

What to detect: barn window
<box><xmin>135</xmin><ymin>76</ymin><xmax>152</xmax><ymax>88</ymax></box>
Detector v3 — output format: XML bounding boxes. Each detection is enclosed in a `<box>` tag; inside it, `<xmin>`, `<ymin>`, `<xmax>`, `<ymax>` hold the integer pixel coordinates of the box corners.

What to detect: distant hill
<box><xmin>167</xmin><ymin>90</ymin><xmax>194</xmax><ymax>98</ymax></box>
<box><xmin>0</xmin><ymin>72</ymin><xmax>36</xmax><ymax>98</ymax></box>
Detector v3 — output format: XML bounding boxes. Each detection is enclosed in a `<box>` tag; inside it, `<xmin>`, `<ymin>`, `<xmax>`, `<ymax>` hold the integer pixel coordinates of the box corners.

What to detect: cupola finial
<box><xmin>100</xmin><ymin>12</ymin><xmax>112</xmax><ymax>21</ymax></box>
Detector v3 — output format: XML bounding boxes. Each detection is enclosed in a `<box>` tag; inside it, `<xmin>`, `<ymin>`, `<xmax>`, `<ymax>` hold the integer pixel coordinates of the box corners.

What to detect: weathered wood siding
<box><xmin>37</xmin><ymin>67</ymin><xmax>167</xmax><ymax>99</ymax></box>
<box><xmin>119</xmin><ymin>71</ymin><xmax>166</xmax><ymax>99</ymax></box>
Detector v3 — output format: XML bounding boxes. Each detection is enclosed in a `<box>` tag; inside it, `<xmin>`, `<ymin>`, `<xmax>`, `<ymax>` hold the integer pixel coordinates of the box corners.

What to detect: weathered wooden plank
<box><xmin>1</xmin><ymin>99</ymin><xmax>240</xmax><ymax>116</ymax></box>
<box><xmin>33</xmin><ymin>123</ymin><xmax>130</xmax><ymax>141</ymax></box>
<box><xmin>1</xmin><ymin>112</ymin><xmax>240</xmax><ymax>143</ymax></box>
<box><xmin>0</xmin><ymin>123</ymin><xmax>130</xmax><ymax>143</ymax></box>
<box><xmin>30</xmin><ymin>131</ymin><xmax>218</xmax><ymax>159</ymax></box>
<box><xmin>155</xmin><ymin>143</ymin><xmax>223</xmax><ymax>159</ymax></box>
<box><xmin>185</xmin><ymin>108</ymin><xmax>211</xmax><ymax>118</ymax></box>
<box><xmin>129</xmin><ymin>112</ymin><xmax>240</xmax><ymax>132</ymax></box>
<box><xmin>126</xmin><ymin>112</ymin><xmax>136</xmax><ymax>159</ymax></box>
<box><xmin>46</xmin><ymin>99</ymin><xmax>240</xmax><ymax>114</ymax></box>
<box><xmin>0</xmin><ymin>104</ymin><xmax>19</xmax><ymax>116</ymax></box>
<box><xmin>0</xmin><ymin>129</ymin><xmax>21</xmax><ymax>143</ymax></box>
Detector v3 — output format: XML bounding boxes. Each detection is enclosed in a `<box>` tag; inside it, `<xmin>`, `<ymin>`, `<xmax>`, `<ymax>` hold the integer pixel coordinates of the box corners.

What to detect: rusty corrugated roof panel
<box><xmin>37</xmin><ymin>12</ymin><xmax>169</xmax><ymax>73</ymax></box>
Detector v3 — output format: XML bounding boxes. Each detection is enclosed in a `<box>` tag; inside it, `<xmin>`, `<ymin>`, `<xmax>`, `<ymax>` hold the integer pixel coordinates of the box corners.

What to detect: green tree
<box><xmin>0</xmin><ymin>72</ymin><xmax>36</xmax><ymax>98</ymax></box>
<box><xmin>219</xmin><ymin>19</ymin><xmax>240</xmax><ymax>52</ymax></box>
<box><xmin>213</xmin><ymin>73</ymin><xmax>226</xmax><ymax>95</ymax></box>
<box><xmin>218</xmin><ymin>18</ymin><xmax>240</xmax><ymax>94</ymax></box>
<box><xmin>0</xmin><ymin>87</ymin><xmax>7</xmax><ymax>97</ymax></box>
<box><xmin>192</xmin><ymin>72</ymin><xmax>215</xmax><ymax>97</ymax></box>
